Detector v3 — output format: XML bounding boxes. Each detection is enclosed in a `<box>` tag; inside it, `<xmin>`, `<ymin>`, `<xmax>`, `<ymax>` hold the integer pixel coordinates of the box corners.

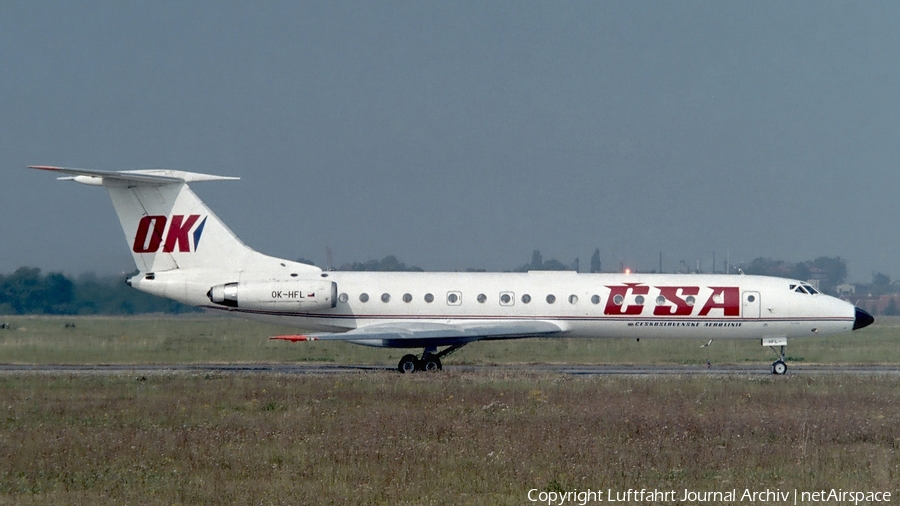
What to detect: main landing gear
<box><xmin>397</xmin><ymin>344</ymin><xmax>466</xmax><ymax>373</ymax></box>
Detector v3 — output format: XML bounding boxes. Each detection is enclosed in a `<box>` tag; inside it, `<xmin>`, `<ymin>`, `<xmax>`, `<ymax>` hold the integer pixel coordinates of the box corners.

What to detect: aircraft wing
<box><xmin>271</xmin><ymin>320</ymin><xmax>563</xmax><ymax>346</ymax></box>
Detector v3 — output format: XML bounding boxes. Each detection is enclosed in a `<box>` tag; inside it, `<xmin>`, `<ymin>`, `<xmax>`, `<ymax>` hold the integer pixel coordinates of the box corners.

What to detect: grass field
<box><xmin>0</xmin><ymin>314</ymin><xmax>896</xmax><ymax>367</ymax></box>
<box><xmin>0</xmin><ymin>315</ymin><xmax>897</xmax><ymax>504</ymax></box>
<box><xmin>0</xmin><ymin>373</ymin><xmax>898</xmax><ymax>505</ymax></box>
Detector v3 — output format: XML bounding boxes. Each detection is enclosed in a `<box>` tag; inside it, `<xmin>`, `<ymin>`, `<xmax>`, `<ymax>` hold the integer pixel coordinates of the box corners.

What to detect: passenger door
<box><xmin>742</xmin><ymin>291</ymin><xmax>761</xmax><ymax>318</ymax></box>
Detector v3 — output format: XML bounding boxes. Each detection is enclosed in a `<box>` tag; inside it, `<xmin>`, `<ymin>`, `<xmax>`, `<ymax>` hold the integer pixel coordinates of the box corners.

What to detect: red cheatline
<box><xmin>269</xmin><ymin>335</ymin><xmax>317</xmax><ymax>342</ymax></box>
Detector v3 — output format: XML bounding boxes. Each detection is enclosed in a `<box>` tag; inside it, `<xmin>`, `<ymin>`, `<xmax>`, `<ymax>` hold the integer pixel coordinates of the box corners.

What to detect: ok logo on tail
<box><xmin>133</xmin><ymin>215</ymin><xmax>207</xmax><ymax>253</ymax></box>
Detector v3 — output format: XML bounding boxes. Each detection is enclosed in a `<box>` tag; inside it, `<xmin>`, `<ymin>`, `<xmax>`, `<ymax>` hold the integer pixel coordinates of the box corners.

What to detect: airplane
<box><xmin>31</xmin><ymin>165</ymin><xmax>875</xmax><ymax>374</ymax></box>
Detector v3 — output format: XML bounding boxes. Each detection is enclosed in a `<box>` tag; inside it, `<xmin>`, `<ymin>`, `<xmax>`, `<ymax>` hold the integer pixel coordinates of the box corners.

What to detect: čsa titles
<box><xmin>605</xmin><ymin>283</ymin><xmax>740</xmax><ymax>317</ymax></box>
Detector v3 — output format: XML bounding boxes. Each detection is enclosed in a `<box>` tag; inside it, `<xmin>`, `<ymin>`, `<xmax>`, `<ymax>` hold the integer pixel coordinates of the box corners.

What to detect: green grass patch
<box><xmin>0</xmin><ymin>314</ymin><xmax>895</xmax><ymax>367</ymax></box>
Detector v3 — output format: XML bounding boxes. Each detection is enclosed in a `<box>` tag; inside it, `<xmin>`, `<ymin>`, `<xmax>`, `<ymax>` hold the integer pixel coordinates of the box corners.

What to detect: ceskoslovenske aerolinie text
<box><xmin>526</xmin><ymin>488</ymin><xmax>892</xmax><ymax>504</ymax></box>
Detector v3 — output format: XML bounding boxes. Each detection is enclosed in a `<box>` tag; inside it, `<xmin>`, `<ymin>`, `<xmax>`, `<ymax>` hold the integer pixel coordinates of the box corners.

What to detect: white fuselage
<box><xmin>133</xmin><ymin>268</ymin><xmax>857</xmax><ymax>347</ymax></box>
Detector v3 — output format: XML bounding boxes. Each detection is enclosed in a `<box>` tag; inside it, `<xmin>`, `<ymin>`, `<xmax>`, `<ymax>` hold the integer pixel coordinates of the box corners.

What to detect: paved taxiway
<box><xmin>0</xmin><ymin>364</ymin><xmax>897</xmax><ymax>376</ymax></box>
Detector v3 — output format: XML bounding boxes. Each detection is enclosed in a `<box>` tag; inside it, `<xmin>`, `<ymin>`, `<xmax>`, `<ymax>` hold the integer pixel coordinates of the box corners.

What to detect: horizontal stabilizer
<box><xmin>29</xmin><ymin>166</ymin><xmax>239</xmax><ymax>185</ymax></box>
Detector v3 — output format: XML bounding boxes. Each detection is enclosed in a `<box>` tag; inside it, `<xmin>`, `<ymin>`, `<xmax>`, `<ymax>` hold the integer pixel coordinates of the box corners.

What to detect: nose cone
<box><xmin>853</xmin><ymin>307</ymin><xmax>875</xmax><ymax>330</ymax></box>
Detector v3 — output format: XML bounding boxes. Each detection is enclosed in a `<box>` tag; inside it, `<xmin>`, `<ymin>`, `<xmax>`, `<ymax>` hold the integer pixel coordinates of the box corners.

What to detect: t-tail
<box><xmin>29</xmin><ymin>166</ymin><xmax>321</xmax><ymax>306</ymax></box>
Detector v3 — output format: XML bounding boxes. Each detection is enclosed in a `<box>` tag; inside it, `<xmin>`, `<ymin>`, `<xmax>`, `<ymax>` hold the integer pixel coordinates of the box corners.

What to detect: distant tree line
<box><xmin>337</xmin><ymin>255</ymin><xmax>424</xmax><ymax>272</ymax></box>
<box><xmin>0</xmin><ymin>267</ymin><xmax>198</xmax><ymax>315</ymax></box>
<box><xmin>318</xmin><ymin>251</ymin><xmax>579</xmax><ymax>273</ymax></box>
<box><xmin>854</xmin><ymin>271</ymin><xmax>897</xmax><ymax>297</ymax></box>
<box><xmin>512</xmin><ymin>250</ymin><xmax>576</xmax><ymax>272</ymax></box>
<box><xmin>743</xmin><ymin>256</ymin><xmax>847</xmax><ymax>294</ymax></box>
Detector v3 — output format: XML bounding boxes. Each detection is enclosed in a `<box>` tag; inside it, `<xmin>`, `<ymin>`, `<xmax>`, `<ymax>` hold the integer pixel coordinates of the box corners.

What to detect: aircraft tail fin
<box><xmin>30</xmin><ymin>166</ymin><xmax>319</xmax><ymax>275</ymax></box>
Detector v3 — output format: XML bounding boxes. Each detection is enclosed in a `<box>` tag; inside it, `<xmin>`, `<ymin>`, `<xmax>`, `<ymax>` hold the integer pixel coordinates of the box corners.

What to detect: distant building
<box><xmin>854</xmin><ymin>294</ymin><xmax>900</xmax><ymax>316</ymax></box>
<box><xmin>836</xmin><ymin>283</ymin><xmax>855</xmax><ymax>296</ymax></box>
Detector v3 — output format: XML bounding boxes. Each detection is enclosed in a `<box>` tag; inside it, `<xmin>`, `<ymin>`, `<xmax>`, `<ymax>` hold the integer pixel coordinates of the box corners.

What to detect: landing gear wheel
<box><xmin>421</xmin><ymin>355</ymin><xmax>442</xmax><ymax>372</ymax></box>
<box><xmin>766</xmin><ymin>341</ymin><xmax>789</xmax><ymax>375</ymax></box>
<box><xmin>398</xmin><ymin>354</ymin><xmax>419</xmax><ymax>374</ymax></box>
<box><xmin>772</xmin><ymin>360</ymin><xmax>787</xmax><ymax>375</ymax></box>
<box><xmin>395</xmin><ymin>344</ymin><xmax>466</xmax><ymax>374</ymax></box>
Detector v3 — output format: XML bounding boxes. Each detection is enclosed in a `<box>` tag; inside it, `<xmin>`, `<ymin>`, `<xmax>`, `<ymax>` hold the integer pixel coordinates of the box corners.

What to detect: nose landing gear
<box><xmin>772</xmin><ymin>358</ymin><xmax>787</xmax><ymax>375</ymax></box>
<box><xmin>763</xmin><ymin>337</ymin><xmax>789</xmax><ymax>375</ymax></box>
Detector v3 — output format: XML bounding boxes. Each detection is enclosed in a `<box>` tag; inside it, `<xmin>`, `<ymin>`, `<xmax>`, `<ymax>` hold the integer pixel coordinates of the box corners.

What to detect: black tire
<box><xmin>772</xmin><ymin>360</ymin><xmax>787</xmax><ymax>375</ymax></box>
<box><xmin>421</xmin><ymin>355</ymin><xmax>442</xmax><ymax>372</ymax></box>
<box><xmin>398</xmin><ymin>354</ymin><xmax>419</xmax><ymax>374</ymax></box>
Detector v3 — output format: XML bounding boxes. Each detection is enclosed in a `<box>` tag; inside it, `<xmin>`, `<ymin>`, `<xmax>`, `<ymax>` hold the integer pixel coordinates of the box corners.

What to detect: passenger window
<box><xmin>381</xmin><ymin>293</ymin><xmax>391</xmax><ymax>303</ymax></box>
<box><xmin>591</xmin><ymin>295</ymin><xmax>601</xmax><ymax>305</ymax></box>
<box><xmin>568</xmin><ymin>295</ymin><xmax>578</xmax><ymax>304</ymax></box>
<box><xmin>499</xmin><ymin>291</ymin><xmax>514</xmax><ymax>306</ymax></box>
<box><xmin>424</xmin><ymin>293</ymin><xmax>434</xmax><ymax>303</ymax></box>
<box><xmin>359</xmin><ymin>293</ymin><xmax>369</xmax><ymax>303</ymax></box>
<box><xmin>338</xmin><ymin>293</ymin><xmax>349</xmax><ymax>303</ymax></box>
<box><xmin>447</xmin><ymin>291</ymin><xmax>462</xmax><ymax>305</ymax></box>
<box><xmin>477</xmin><ymin>293</ymin><xmax>487</xmax><ymax>303</ymax></box>
<box><xmin>402</xmin><ymin>293</ymin><xmax>412</xmax><ymax>303</ymax></box>
<box><xmin>521</xmin><ymin>294</ymin><xmax>532</xmax><ymax>304</ymax></box>
<box><xmin>546</xmin><ymin>294</ymin><xmax>556</xmax><ymax>304</ymax></box>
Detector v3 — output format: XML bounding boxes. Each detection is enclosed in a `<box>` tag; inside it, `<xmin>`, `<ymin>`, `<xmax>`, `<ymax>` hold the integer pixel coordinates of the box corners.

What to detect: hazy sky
<box><xmin>3</xmin><ymin>1</ymin><xmax>899</xmax><ymax>282</ymax></box>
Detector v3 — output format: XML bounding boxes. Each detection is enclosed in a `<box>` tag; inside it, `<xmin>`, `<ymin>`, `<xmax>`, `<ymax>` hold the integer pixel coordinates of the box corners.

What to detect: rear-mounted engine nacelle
<box><xmin>207</xmin><ymin>280</ymin><xmax>337</xmax><ymax>311</ymax></box>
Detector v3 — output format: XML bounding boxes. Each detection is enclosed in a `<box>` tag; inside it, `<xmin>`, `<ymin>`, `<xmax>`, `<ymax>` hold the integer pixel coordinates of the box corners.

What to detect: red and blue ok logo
<box><xmin>132</xmin><ymin>215</ymin><xmax>207</xmax><ymax>253</ymax></box>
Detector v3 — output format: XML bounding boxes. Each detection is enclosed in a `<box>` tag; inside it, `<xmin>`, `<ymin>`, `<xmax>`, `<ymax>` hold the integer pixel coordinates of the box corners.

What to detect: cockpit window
<box><xmin>791</xmin><ymin>283</ymin><xmax>819</xmax><ymax>295</ymax></box>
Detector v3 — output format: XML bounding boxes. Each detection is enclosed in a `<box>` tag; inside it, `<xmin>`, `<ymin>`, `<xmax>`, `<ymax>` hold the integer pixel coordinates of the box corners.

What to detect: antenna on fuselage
<box><xmin>701</xmin><ymin>339</ymin><xmax>713</xmax><ymax>369</ymax></box>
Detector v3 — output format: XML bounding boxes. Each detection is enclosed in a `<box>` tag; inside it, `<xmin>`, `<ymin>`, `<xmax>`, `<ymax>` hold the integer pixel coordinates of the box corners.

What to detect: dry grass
<box><xmin>0</xmin><ymin>372</ymin><xmax>898</xmax><ymax>505</ymax></box>
<box><xmin>0</xmin><ymin>316</ymin><xmax>896</xmax><ymax>503</ymax></box>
